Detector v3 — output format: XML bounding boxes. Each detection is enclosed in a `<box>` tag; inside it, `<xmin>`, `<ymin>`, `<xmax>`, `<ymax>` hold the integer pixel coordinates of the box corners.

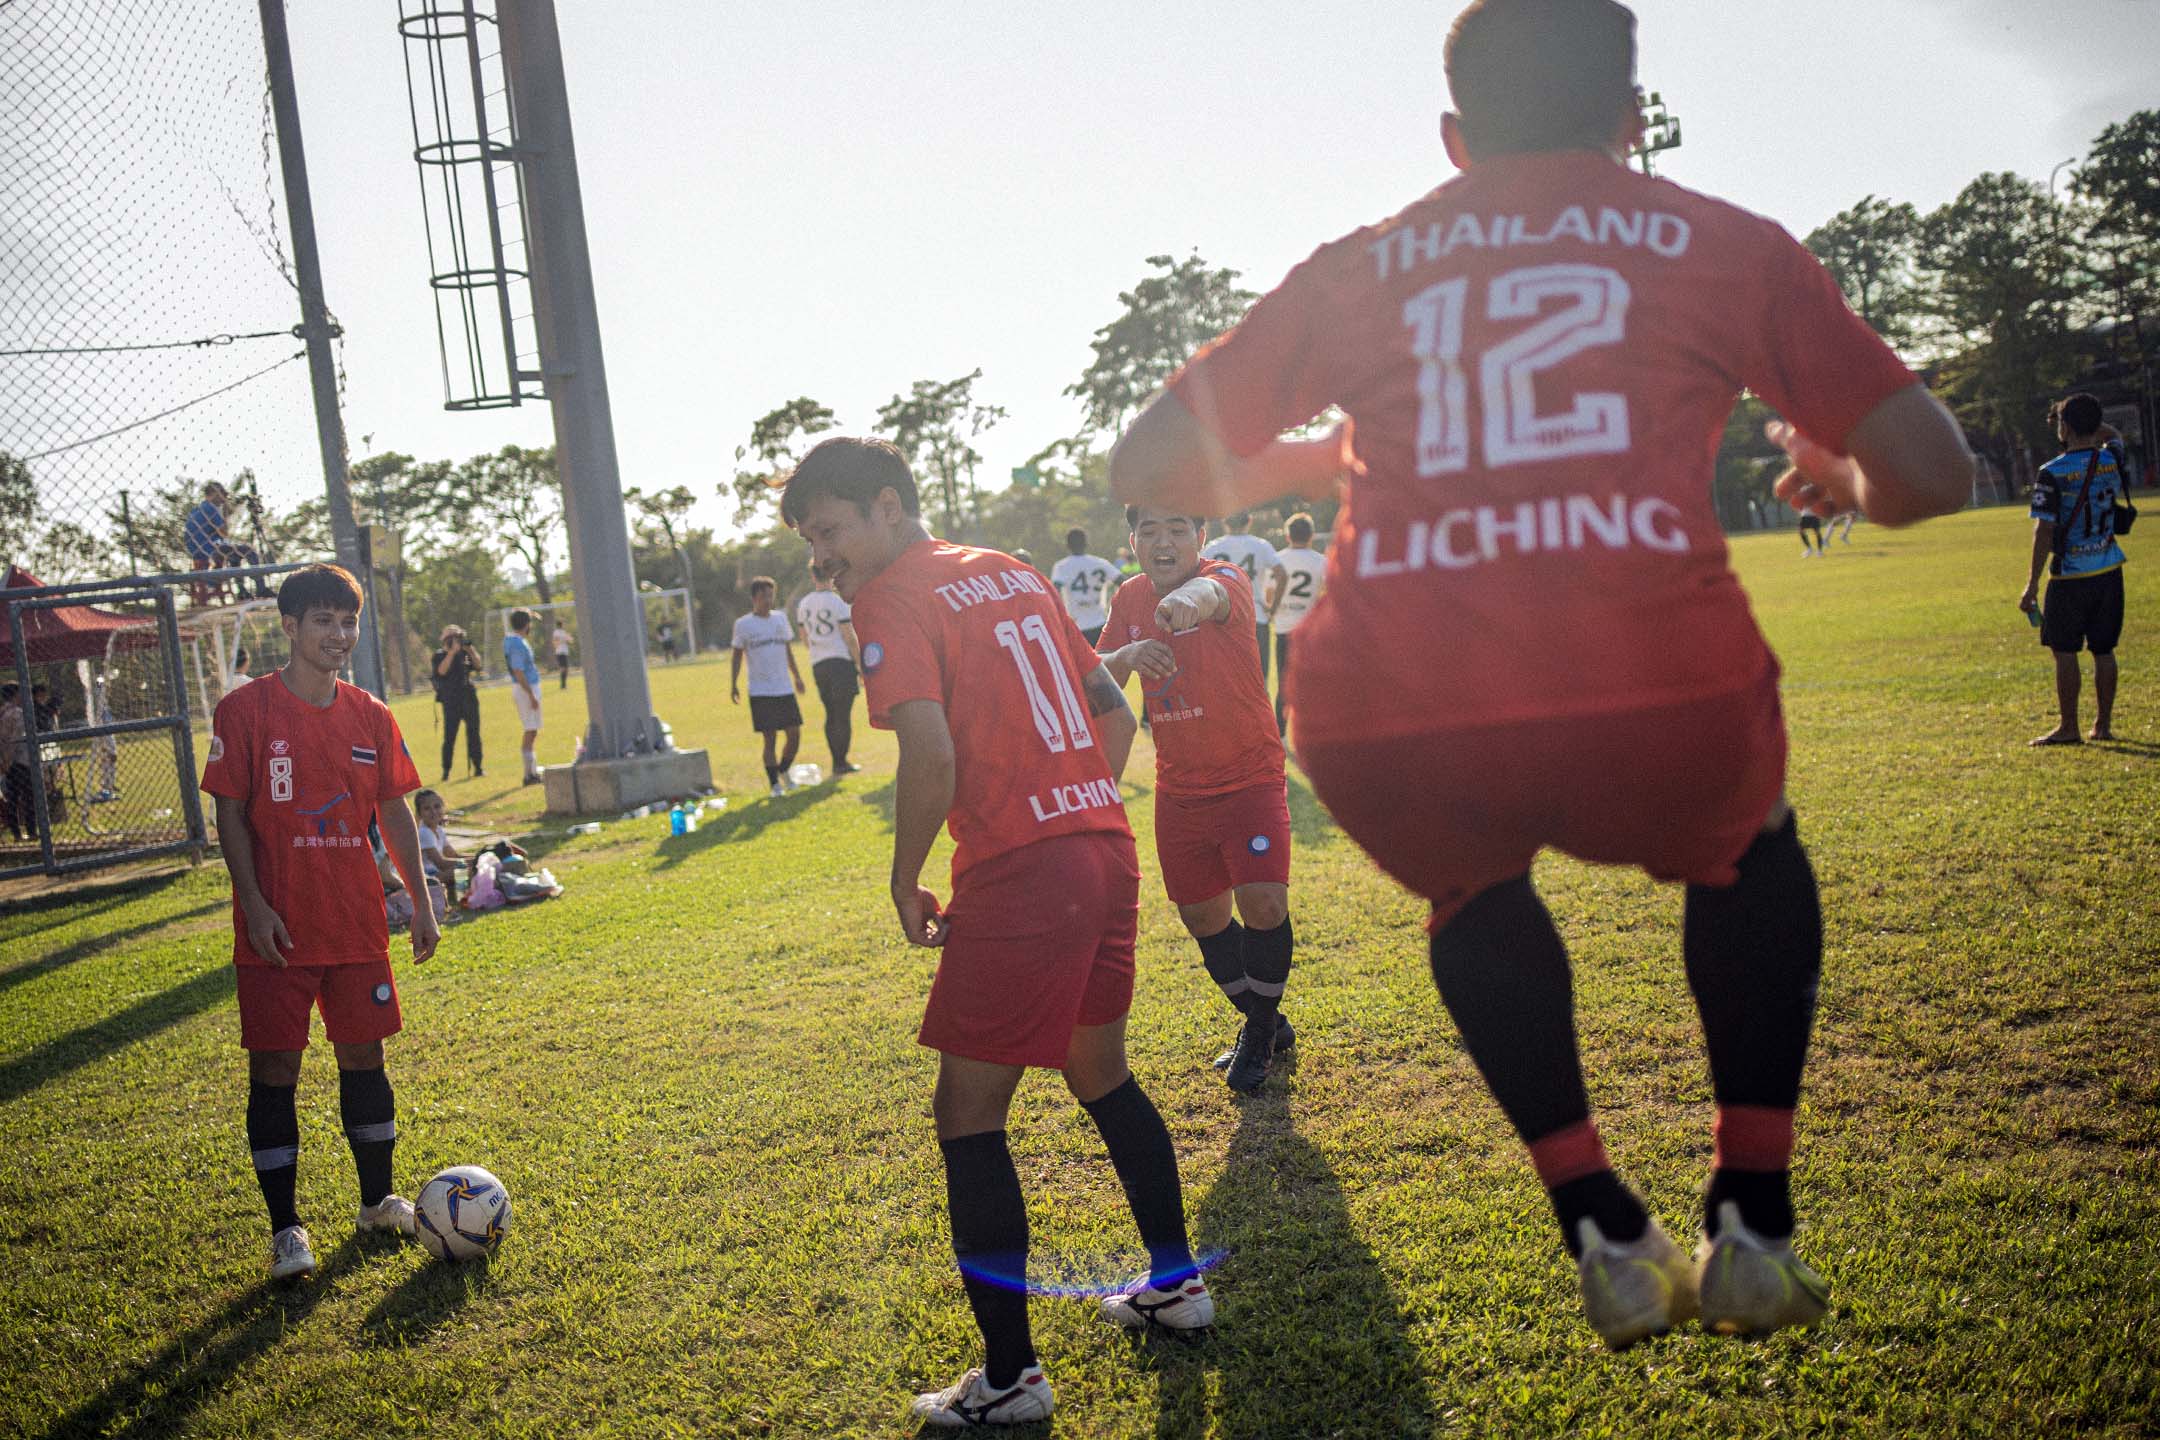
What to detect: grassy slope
<box><xmin>1</xmin><ymin>507</ymin><xmax>2155</xmax><ymax>1438</ymax></box>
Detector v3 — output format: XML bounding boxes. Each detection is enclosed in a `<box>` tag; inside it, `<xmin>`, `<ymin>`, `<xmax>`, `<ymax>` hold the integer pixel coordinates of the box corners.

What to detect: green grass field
<box><xmin>3</xmin><ymin>507</ymin><xmax>2156</xmax><ymax>1438</ymax></box>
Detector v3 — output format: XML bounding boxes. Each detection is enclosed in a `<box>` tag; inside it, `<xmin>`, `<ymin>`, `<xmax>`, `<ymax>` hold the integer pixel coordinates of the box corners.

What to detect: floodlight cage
<box><xmin>399</xmin><ymin>1</ymin><xmax>546</xmax><ymax>411</ymax></box>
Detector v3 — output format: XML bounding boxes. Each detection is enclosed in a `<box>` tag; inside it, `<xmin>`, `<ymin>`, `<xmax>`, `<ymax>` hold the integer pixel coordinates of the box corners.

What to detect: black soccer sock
<box><xmin>764</xmin><ymin>763</ymin><xmax>781</xmax><ymax>786</ymax></box>
<box><xmin>1430</xmin><ymin>875</ymin><xmax>1646</xmax><ymax>1256</ymax></box>
<box><xmin>1240</xmin><ymin>917</ymin><xmax>1293</xmax><ymax>1027</ymax></box>
<box><xmin>339</xmin><ymin>1066</ymin><xmax>397</xmax><ymax>1208</ymax></box>
<box><xmin>246</xmin><ymin>1082</ymin><xmax>302</xmax><ymax>1235</ymax></box>
<box><xmin>1080</xmin><ymin>1077</ymin><xmax>1197</xmax><ymax>1288</ymax></box>
<box><xmin>827</xmin><ymin>705</ymin><xmax>851</xmax><ymax>769</ymax></box>
<box><xmin>1194</xmin><ymin>920</ymin><xmax>1252</xmax><ymax>1016</ymax></box>
<box><xmin>939</xmin><ymin>1130</ymin><xmax>1036</xmax><ymax>1389</ymax></box>
<box><xmin>1684</xmin><ymin>811</ymin><xmax>1821</xmax><ymax>1240</ymax></box>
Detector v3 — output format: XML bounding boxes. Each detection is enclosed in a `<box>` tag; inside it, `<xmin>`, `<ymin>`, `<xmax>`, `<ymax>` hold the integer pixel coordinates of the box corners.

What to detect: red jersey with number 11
<box><xmin>854</xmin><ymin>539</ymin><xmax>1130</xmax><ymax>884</ymax></box>
<box><xmin>1168</xmin><ymin>150</ymin><xmax>1918</xmax><ymax>744</ymax></box>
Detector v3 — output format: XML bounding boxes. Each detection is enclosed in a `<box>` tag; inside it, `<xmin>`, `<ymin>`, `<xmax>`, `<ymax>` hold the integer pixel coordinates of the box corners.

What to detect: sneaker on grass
<box><xmin>269</xmin><ymin>1224</ymin><xmax>317</xmax><ymax>1282</ymax></box>
<box><xmin>1696</xmin><ymin>1200</ymin><xmax>1830</xmax><ymax>1336</ymax></box>
<box><xmin>1222</xmin><ymin>1016</ymin><xmax>1276</xmax><ymax>1095</ymax></box>
<box><xmin>909</xmin><ymin>1365</ymin><xmax>1053</xmax><ymax>1428</ymax></box>
<box><xmin>1100</xmin><ymin>1276</ymin><xmax>1215</xmax><ymax>1333</ymax></box>
<box><xmin>1576</xmin><ymin>1215</ymin><xmax>1696</xmax><ymax>1349</ymax></box>
<box><xmin>1213</xmin><ymin>1012</ymin><xmax>1294</xmax><ymax>1070</ymax></box>
<box><xmin>356</xmin><ymin>1194</ymin><xmax>416</xmax><ymax>1239</ymax></box>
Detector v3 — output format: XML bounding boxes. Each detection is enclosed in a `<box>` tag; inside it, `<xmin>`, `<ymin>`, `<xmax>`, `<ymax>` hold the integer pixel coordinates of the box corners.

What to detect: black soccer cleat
<box><xmin>1223</xmin><ymin>1016</ymin><xmax>1277</xmax><ymax>1095</ymax></box>
<box><xmin>1213</xmin><ymin>1011</ymin><xmax>1293</xmax><ymax>1070</ymax></box>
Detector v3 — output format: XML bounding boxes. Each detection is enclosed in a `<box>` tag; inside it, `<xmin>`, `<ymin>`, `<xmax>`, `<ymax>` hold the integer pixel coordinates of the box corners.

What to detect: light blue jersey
<box><xmin>503</xmin><ymin>632</ymin><xmax>541</xmax><ymax>686</ymax></box>
<box><xmin>2032</xmin><ymin>445</ymin><xmax>2129</xmax><ymax>578</ymax></box>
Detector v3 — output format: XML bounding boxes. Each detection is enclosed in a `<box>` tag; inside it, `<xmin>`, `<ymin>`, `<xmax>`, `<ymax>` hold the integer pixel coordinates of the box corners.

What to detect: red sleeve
<box><xmin>1097</xmin><ymin>583</ymin><xmax>1137</xmax><ymax>654</ymax></box>
<box><xmin>200</xmin><ymin>689</ymin><xmax>252</xmax><ymax>800</ymax></box>
<box><xmin>1167</xmin><ymin>246</ymin><xmax>1338</xmax><ymax>457</ymax></box>
<box><xmin>858</xmin><ymin>594</ymin><xmax>944</xmax><ymax>730</ymax></box>
<box><xmin>379</xmin><ymin>706</ymin><xmax>422</xmax><ymax>800</ymax></box>
<box><xmin>1740</xmin><ymin>223</ymin><xmax>1918</xmax><ymax>454</ymax></box>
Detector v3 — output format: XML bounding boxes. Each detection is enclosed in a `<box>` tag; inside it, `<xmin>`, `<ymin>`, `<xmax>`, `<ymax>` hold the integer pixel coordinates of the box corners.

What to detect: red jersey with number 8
<box><xmin>854</xmin><ymin>538</ymin><xmax>1130</xmax><ymax>883</ymax></box>
<box><xmin>1167</xmin><ymin>150</ymin><xmax>1917</xmax><ymax>744</ymax></box>
<box><xmin>201</xmin><ymin>674</ymin><xmax>424</xmax><ymax>967</ymax></box>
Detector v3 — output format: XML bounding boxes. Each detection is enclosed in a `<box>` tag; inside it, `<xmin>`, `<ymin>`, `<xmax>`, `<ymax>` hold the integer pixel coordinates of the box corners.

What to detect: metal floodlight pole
<box><xmin>496</xmin><ymin>0</ymin><xmax>665</xmax><ymax>759</ymax></box>
<box><xmin>258</xmin><ymin>0</ymin><xmax>385</xmax><ymax>698</ymax></box>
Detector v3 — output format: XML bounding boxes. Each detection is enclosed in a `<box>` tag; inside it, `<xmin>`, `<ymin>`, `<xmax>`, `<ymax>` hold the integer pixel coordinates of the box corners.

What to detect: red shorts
<box><xmin>1298</xmin><ymin>673</ymin><xmax>1786</xmax><ymax>929</ymax></box>
<box><xmin>236</xmin><ymin>957</ymin><xmax>403</xmax><ymax>1051</ymax></box>
<box><xmin>919</xmin><ymin>830</ymin><xmax>1140</xmax><ymax>1069</ymax></box>
<box><xmin>1153</xmin><ymin>781</ymin><xmax>1292</xmax><ymax>905</ymax></box>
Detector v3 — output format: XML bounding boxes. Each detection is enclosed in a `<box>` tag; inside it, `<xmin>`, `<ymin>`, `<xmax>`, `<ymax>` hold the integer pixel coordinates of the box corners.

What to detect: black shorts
<box><xmin>1081</xmin><ymin>625</ymin><xmax>1104</xmax><ymax>648</ymax></box>
<box><xmin>2041</xmin><ymin>568</ymin><xmax>2126</xmax><ymax>655</ymax></box>
<box><xmin>813</xmin><ymin>657</ymin><xmax>859</xmax><ymax>707</ymax></box>
<box><xmin>748</xmin><ymin>694</ymin><xmax>804</xmax><ymax>732</ymax></box>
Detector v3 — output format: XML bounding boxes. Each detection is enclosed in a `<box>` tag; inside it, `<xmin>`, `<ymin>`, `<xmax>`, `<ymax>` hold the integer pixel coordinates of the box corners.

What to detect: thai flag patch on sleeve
<box><xmin>351</xmin><ymin>746</ymin><xmax>378</xmax><ymax>765</ymax></box>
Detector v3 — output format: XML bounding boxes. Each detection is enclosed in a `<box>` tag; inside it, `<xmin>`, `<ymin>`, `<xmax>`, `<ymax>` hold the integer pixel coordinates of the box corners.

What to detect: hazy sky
<box><xmin>282</xmin><ymin>0</ymin><xmax>2160</xmax><ymax>543</ymax></box>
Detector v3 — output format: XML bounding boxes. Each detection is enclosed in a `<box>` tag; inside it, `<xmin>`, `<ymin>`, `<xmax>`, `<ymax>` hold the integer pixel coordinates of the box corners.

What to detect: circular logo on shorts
<box><xmin>372</xmin><ymin>982</ymin><xmax>393</xmax><ymax>1005</ymax></box>
<box><xmin>1249</xmin><ymin>835</ymin><xmax>1271</xmax><ymax>854</ymax></box>
<box><xmin>861</xmin><ymin>641</ymin><xmax>884</xmax><ymax>673</ymax></box>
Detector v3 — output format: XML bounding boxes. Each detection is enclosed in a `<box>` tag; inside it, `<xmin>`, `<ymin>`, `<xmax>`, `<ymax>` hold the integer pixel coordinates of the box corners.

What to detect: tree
<box><xmin>401</xmin><ymin>544</ymin><xmax>507</xmax><ymax>658</ymax></box>
<box><xmin>24</xmin><ymin>520</ymin><xmax>110</xmax><ymax>584</ymax></box>
<box><xmin>625</xmin><ymin>483</ymin><xmax>697</xmax><ymax>593</ymax></box>
<box><xmin>2074</xmin><ymin>111</ymin><xmax>2160</xmax><ymax>460</ymax></box>
<box><xmin>1918</xmin><ymin>173</ymin><xmax>2083</xmax><ymax>474</ymax></box>
<box><xmin>462</xmin><ymin>445</ymin><xmax>563</xmax><ymax>603</ymax></box>
<box><xmin>1067</xmin><ymin>252</ymin><xmax>1258</xmax><ymax>437</ymax></box>
<box><xmin>728</xmin><ymin>398</ymin><xmax>836</xmax><ymax>526</ymax></box>
<box><xmin>875</xmin><ymin>369</ymin><xmax>1006</xmax><ymax>536</ymax></box>
<box><xmin>1805</xmin><ymin>195</ymin><xmax>1925</xmax><ymax>348</ymax></box>
<box><xmin>0</xmin><ymin>451</ymin><xmax>36</xmax><ymax>560</ymax></box>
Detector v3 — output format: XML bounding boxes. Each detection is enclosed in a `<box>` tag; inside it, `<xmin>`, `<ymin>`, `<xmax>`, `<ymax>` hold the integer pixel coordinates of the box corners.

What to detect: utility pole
<box><xmin>258</xmin><ymin>0</ymin><xmax>384</xmax><ymax>696</ymax></box>
<box><xmin>496</xmin><ymin>0</ymin><xmax>708</xmax><ymax>810</ymax></box>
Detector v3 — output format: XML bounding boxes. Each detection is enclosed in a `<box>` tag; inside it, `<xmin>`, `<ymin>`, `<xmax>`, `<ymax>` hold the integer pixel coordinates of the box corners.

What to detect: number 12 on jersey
<box><xmin>1405</xmin><ymin>262</ymin><xmax>1631</xmax><ymax>477</ymax></box>
<box><xmin>994</xmin><ymin>614</ymin><xmax>1094</xmax><ymax>754</ymax></box>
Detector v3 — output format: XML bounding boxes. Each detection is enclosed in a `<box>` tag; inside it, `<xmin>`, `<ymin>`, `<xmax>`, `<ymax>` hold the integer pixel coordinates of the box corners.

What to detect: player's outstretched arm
<box><xmin>1770</xmin><ymin>384</ymin><xmax>1973</xmax><ymax>528</ymax></box>
<box><xmin>1110</xmin><ymin>391</ymin><xmax>1356</xmax><ymax>518</ymax></box>
<box><xmin>214</xmin><ymin>795</ymin><xmax>294</xmax><ymax>967</ymax></box>
<box><xmin>378</xmin><ymin>796</ymin><xmax>440</xmax><ymax>963</ymax></box>
<box><xmin>888</xmin><ymin>699</ymin><xmax>956</xmax><ymax>948</ymax></box>
<box><xmin>1155</xmin><ymin>576</ymin><xmax>1230</xmax><ymax>633</ymax></box>
<box><xmin>1082</xmin><ymin>666</ymin><xmax>1137</xmax><ymax>783</ymax></box>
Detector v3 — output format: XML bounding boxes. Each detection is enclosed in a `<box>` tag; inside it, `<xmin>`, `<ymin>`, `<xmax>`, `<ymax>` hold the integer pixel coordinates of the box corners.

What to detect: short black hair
<box><xmin>1287</xmin><ymin>512</ymin><xmax>1315</xmax><ymax>544</ymax></box>
<box><xmin>232</xmin><ymin>646</ymin><xmax>249</xmax><ymax>668</ymax></box>
<box><xmin>2056</xmin><ymin>392</ymin><xmax>2104</xmax><ymax>435</ymax></box>
<box><xmin>748</xmin><ymin>575</ymin><xmax>776</xmax><ymax>598</ymax></box>
<box><xmin>277</xmin><ymin>563</ymin><xmax>363</xmax><ymax>620</ymax></box>
<box><xmin>509</xmin><ymin>609</ymin><xmax>532</xmax><ymax>632</ymax></box>
<box><xmin>780</xmin><ymin>437</ymin><xmax>919</xmax><ymax>526</ymax></box>
<box><xmin>1446</xmin><ymin>0</ymin><xmax>1637</xmax><ymax>158</ymax></box>
<box><xmin>1126</xmin><ymin>505</ymin><xmax>1206</xmax><ymax>531</ymax></box>
<box><xmin>1065</xmin><ymin>527</ymin><xmax>1088</xmax><ymax>553</ymax></box>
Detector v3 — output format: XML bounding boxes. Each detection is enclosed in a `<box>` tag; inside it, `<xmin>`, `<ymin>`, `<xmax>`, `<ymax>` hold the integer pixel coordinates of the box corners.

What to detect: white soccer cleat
<box><xmin>909</xmin><ymin>1365</ymin><xmax>1053</xmax><ymax>1428</ymax></box>
<box><xmin>357</xmin><ymin>1193</ymin><xmax>417</xmax><ymax>1239</ymax></box>
<box><xmin>1576</xmin><ymin>1216</ymin><xmax>1697</xmax><ymax>1349</ymax></box>
<box><xmin>269</xmin><ymin>1224</ymin><xmax>317</xmax><ymax>1281</ymax></box>
<box><xmin>769</xmin><ymin>781</ymin><xmax>786</xmax><ymax>799</ymax></box>
<box><xmin>1695</xmin><ymin>1200</ymin><xmax>1830</xmax><ymax>1336</ymax></box>
<box><xmin>1100</xmin><ymin>1276</ymin><xmax>1216</xmax><ymax>1333</ymax></box>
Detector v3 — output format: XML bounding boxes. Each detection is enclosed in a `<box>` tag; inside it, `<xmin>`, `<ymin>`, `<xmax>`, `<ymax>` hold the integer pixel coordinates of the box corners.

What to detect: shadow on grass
<box><xmin>0</xmin><ymin>899</ymin><xmax>225</xmax><ymax>999</ymax></box>
<box><xmin>2091</xmin><ymin>737</ymin><xmax>2160</xmax><ymax>759</ymax></box>
<box><xmin>1136</xmin><ymin>1084</ymin><xmax>1436</xmax><ymax>1439</ymax></box>
<box><xmin>0</xmin><ymin>962</ymin><xmax>234</xmax><ymax>1105</ymax></box>
<box><xmin>359</xmin><ymin>1252</ymin><xmax>492</xmax><ymax>1348</ymax></box>
<box><xmin>649</xmin><ymin>785</ymin><xmax>840</xmax><ymax>869</ymax></box>
<box><xmin>31</xmin><ymin>1234</ymin><xmax>370</xmax><ymax>1440</ymax></box>
<box><xmin>0</xmin><ymin>867</ymin><xmax>192</xmax><ymax>933</ymax></box>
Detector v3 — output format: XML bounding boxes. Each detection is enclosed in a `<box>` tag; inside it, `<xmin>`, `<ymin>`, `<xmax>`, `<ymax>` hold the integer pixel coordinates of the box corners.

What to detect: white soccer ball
<box><xmin>415</xmin><ymin>1164</ymin><xmax>512</xmax><ymax>1262</ymax></box>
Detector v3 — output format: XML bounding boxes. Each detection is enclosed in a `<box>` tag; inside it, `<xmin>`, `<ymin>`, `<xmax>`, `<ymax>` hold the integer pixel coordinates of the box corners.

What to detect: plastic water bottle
<box><xmin>790</xmin><ymin>762</ymin><xmax>823</xmax><ymax>787</ymax></box>
<box><xmin>669</xmin><ymin>803</ymin><xmax>687</xmax><ymax>836</ymax></box>
<box><xmin>568</xmin><ymin>821</ymin><xmax>601</xmax><ymax>836</ymax></box>
<box><xmin>2026</xmin><ymin>604</ymin><xmax>2043</xmax><ymax>628</ymax></box>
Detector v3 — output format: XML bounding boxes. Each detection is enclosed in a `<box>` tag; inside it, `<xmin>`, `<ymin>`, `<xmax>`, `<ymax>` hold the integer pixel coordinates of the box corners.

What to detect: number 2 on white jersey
<box><xmin>1402</xmin><ymin>263</ymin><xmax>1631</xmax><ymax>477</ymax></box>
<box><xmin>994</xmin><ymin>614</ymin><xmax>1093</xmax><ymax>754</ymax></box>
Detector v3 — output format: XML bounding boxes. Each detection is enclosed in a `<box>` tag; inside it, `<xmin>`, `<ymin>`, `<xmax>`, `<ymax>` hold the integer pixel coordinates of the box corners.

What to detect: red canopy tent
<box><xmin>0</xmin><ymin>566</ymin><xmax>160</xmax><ymax>669</ymax></box>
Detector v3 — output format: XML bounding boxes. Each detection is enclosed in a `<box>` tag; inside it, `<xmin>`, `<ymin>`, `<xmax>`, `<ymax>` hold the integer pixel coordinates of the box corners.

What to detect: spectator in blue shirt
<box><xmin>2020</xmin><ymin>393</ymin><xmax>2131</xmax><ymax>745</ymax></box>
<box><xmin>181</xmin><ymin>481</ymin><xmax>270</xmax><ymax>597</ymax></box>
<box><xmin>503</xmin><ymin>609</ymin><xmax>544</xmax><ymax>783</ymax></box>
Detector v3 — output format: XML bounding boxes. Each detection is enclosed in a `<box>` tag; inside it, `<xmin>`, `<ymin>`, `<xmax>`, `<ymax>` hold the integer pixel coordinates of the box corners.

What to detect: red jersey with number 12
<box><xmin>1168</xmin><ymin>150</ymin><xmax>1917</xmax><ymax>744</ymax></box>
<box><xmin>855</xmin><ymin>539</ymin><xmax>1130</xmax><ymax>884</ymax></box>
<box><xmin>201</xmin><ymin>674</ymin><xmax>423</xmax><ymax>967</ymax></box>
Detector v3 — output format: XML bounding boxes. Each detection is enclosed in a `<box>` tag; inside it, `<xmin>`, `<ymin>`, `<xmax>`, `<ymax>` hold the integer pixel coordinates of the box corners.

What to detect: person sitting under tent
<box><xmin>183</xmin><ymin>481</ymin><xmax>271</xmax><ymax>601</ymax></box>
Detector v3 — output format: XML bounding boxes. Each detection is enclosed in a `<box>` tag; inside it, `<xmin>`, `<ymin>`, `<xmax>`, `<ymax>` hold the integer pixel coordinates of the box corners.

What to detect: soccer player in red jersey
<box><xmin>202</xmin><ymin>564</ymin><xmax>437</xmax><ymax>1282</ymax></box>
<box><xmin>1098</xmin><ymin>505</ymin><xmax>1296</xmax><ymax>1095</ymax></box>
<box><xmin>1108</xmin><ymin>0</ymin><xmax>1973</xmax><ymax>1347</ymax></box>
<box><xmin>782</xmin><ymin>439</ymin><xmax>1210</xmax><ymax>1428</ymax></box>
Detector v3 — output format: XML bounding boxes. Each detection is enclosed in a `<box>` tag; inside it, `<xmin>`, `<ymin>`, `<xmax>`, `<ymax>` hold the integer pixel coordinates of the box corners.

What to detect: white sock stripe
<box><xmin>251</xmin><ymin>1145</ymin><xmax>299</xmax><ymax>1171</ymax></box>
<box><xmin>344</xmin><ymin>1121</ymin><xmax>397</xmax><ymax>1144</ymax></box>
<box><xmin>1244</xmin><ymin>979</ymin><xmax>1287</xmax><ymax>998</ymax></box>
<box><xmin>1217</xmin><ymin>978</ymin><xmax>1253</xmax><ymax>997</ymax></box>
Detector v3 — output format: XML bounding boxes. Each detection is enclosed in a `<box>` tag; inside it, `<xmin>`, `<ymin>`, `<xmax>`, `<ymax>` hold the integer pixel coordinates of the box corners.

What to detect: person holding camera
<box><xmin>431</xmin><ymin>625</ymin><xmax>485</xmax><ymax>781</ymax></box>
<box><xmin>2020</xmin><ymin>392</ymin><xmax>2135</xmax><ymax>746</ymax></box>
<box><xmin>182</xmin><ymin>481</ymin><xmax>272</xmax><ymax>599</ymax></box>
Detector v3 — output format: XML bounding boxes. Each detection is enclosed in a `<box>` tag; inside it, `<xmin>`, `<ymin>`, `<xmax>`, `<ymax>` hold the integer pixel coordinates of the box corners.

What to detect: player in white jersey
<box><xmin>1200</xmin><ymin>513</ymin><xmax>1287</xmax><ymax>682</ymax></box>
<box><xmin>1047</xmin><ymin>528</ymin><xmax>1122</xmax><ymax>646</ymax></box>
<box><xmin>796</xmin><ymin>574</ymin><xmax>864</xmax><ymax>775</ymax></box>
<box><xmin>1262</xmin><ymin>513</ymin><xmax>1329</xmax><ymax>736</ymax></box>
